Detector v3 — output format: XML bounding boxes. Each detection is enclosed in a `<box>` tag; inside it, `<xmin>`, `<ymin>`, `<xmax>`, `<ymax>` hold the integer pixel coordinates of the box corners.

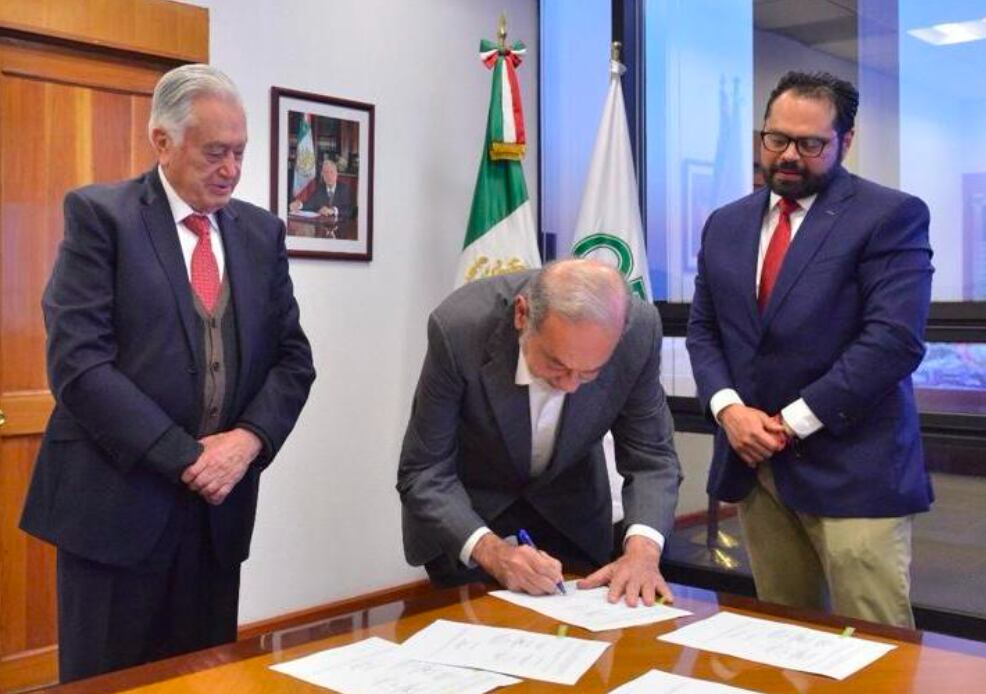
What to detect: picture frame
<box><xmin>270</xmin><ymin>87</ymin><xmax>374</xmax><ymax>260</ymax></box>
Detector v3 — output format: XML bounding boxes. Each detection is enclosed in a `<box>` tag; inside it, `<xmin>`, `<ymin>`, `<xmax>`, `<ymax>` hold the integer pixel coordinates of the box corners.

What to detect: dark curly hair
<box><xmin>764</xmin><ymin>71</ymin><xmax>859</xmax><ymax>135</ymax></box>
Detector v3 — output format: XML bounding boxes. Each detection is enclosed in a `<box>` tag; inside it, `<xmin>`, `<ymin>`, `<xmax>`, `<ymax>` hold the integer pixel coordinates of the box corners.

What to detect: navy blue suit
<box><xmin>687</xmin><ymin>167</ymin><xmax>933</xmax><ymax>518</ymax></box>
<box><xmin>20</xmin><ymin>168</ymin><xmax>315</xmax><ymax>680</ymax></box>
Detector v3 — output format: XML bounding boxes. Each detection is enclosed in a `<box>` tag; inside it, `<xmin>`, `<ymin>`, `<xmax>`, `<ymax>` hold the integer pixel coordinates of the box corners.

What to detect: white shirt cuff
<box><xmin>781</xmin><ymin>398</ymin><xmax>824</xmax><ymax>438</ymax></box>
<box><xmin>460</xmin><ymin>526</ymin><xmax>492</xmax><ymax>567</ymax></box>
<box><xmin>624</xmin><ymin>524</ymin><xmax>665</xmax><ymax>553</ymax></box>
<box><xmin>710</xmin><ymin>388</ymin><xmax>744</xmax><ymax>422</ymax></box>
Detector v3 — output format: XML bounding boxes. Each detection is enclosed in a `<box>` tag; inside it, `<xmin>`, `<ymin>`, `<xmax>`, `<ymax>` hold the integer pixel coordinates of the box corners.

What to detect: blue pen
<box><xmin>517</xmin><ymin>528</ymin><xmax>567</xmax><ymax>595</ymax></box>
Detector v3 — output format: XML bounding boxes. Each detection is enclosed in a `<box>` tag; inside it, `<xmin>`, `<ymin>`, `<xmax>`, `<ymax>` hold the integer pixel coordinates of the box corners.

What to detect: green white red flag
<box><xmin>455</xmin><ymin>37</ymin><xmax>541</xmax><ymax>287</ymax></box>
<box><xmin>293</xmin><ymin>113</ymin><xmax>316</xmax><ymax>201</ymax></box>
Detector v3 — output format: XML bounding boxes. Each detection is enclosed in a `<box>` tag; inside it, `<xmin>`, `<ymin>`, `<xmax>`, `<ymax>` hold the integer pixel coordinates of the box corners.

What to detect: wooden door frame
<box><xmin>0</xmin><ymin>3</ymin><xmax>207</xmax><ymax>690</ymax></box>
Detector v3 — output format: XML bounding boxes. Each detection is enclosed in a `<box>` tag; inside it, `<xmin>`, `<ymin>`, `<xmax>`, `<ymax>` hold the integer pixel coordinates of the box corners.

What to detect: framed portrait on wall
<box><xmin>270</xmin><ymin>87</ymin><xmax>374</xmax><ymax>260</ymax></box>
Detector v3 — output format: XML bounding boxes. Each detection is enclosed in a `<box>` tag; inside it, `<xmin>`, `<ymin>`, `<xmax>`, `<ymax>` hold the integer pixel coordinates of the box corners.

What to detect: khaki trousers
<box><xmin>738</xmin><ymin>462</ymin><xmax>915</xmax><ymax>628</ymax></box>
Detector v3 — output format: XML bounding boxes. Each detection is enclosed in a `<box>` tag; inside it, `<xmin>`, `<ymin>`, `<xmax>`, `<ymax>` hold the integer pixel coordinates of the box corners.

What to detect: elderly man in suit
<box><xmin>20</xmin><ymin>64</ymin><xmax>316</xmax><ymax>681</ymax></box>
<box><xmin>398</xmin><ymin>259</ymin><xmax>681</xmax><ymax>605</ymax></box>
<box><xmin>290</xmin><ymin>158</ymin><xmax>354</xmax><ymax>220</ymax></box>
<box><xmin>687</xmin><ymin>71</ymin><xmax>933</xmax><ymax>627</ymax></box>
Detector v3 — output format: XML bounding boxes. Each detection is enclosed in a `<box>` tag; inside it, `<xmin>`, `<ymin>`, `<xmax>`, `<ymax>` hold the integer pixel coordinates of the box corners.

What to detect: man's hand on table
<box><xmin>577</xmin><ymin>535</ymin><xmax>672</xmax><ymax>607</ymax></box>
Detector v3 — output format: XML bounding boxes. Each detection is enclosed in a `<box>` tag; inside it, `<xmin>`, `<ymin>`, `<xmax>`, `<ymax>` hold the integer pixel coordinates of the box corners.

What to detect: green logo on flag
<box><xmin>572</xmin><ymin>233</ymin><xmax>647</xmax><ymax>299</ymax></box>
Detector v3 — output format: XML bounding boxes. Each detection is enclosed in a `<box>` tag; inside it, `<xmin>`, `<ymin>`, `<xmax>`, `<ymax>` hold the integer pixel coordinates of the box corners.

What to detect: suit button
<box><xmin>187</xmin><ymin>365</ymin><xmax>197</xmax><ymax>374</ymax></box>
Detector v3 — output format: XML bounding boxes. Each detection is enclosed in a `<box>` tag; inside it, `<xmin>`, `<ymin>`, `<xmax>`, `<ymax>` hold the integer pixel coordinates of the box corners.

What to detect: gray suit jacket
<box><xmin>397</xmin><ymin>271</ymin><xmax>681</xmax><ymax>568</ymax></box>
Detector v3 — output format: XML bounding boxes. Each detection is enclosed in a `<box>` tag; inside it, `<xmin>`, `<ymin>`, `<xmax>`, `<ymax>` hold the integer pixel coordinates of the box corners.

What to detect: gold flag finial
<box><xmin>497</xmin><ymin>12</ymin><xmax>507</xmax><ymax>50</ymax></box>
<box><xmin>611</xmin><ymin>41</ymin><xmax>622</xmax><ymax>62</ymax></box>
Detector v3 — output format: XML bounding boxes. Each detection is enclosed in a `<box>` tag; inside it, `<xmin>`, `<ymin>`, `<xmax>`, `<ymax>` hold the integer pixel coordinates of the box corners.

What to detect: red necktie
<box><xmin>758</xmin><ymin>197</ymin><xmax>800</xmax><ymax>313</ymax></box>
<box><xmin>183</xmin><ymin>214</ymin><xmax>220</xmax><ymax>313</ymax></box>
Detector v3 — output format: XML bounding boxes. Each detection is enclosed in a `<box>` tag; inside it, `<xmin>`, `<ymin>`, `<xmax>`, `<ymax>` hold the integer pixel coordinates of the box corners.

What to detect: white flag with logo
<box><xmin>571</xmin><ymin>59</ymin><xmax>651</xmax><ymax>302</ymax></box>
<box><xmin>572</xmin><ymin>58</ymin><xmax>654</xmax><ymax>523</ymax></box>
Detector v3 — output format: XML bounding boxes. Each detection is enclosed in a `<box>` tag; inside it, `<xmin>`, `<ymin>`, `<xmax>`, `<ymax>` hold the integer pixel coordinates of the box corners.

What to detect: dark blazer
<box><xmin>21</xmin><ymin>168</ymin><xmax>315</xmax><ymax>568</ymax></box>
<box><xmin>397</xmin><ymin>271</ymin><xmax>681</xmax><ymax>568</ymax></box>
<box><xmin>302</xmin><ymin>181</ymin><xmax>354</xmax><ymax>220</ymax></box>
<box><xmin>686</xmin><ymin>167</ymin><xmax>934</xmax><ymax>518</ymax></box>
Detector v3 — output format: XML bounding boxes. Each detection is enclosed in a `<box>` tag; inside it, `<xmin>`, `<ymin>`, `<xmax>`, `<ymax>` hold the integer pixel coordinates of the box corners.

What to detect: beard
<box><xmin>763</xmin><ymin>141</ymin><xmax>843</xmax><ymax>199</ymax></box>
<box><xmin>764</xmin><ymin>160</ymin><xmax>841</xmax><ymax>199</ymax></box>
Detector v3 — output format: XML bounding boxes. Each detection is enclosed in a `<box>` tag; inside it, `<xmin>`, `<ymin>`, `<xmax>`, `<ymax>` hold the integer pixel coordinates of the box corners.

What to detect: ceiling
<box><xmin>753</xmin><ymin>0</ymin><xmax>986</xmax><ymax>96</ymax></box>
<box><xmin>754</xmin><ymin>0</ymin><xmax>865</xmax><ymax>66</ymax></box>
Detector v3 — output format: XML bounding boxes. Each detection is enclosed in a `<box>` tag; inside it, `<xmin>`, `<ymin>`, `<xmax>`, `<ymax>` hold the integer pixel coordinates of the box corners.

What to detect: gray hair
<box><xmin>148</xmin><ymin>64</ymin><xmax>243</xmax><ymax>144</ymax></box>
<box><xmin>524</xmin><ymin>259</ymin><xmax>631</xmax><ymax>333</ymax></box>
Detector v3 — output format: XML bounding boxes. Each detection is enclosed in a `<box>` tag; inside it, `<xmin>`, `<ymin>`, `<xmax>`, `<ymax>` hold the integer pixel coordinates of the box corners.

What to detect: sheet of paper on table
<box><xmin>396</xmin><ymin>618</ymin><xmax>611</xmax><ymax>686</ymax></box>
<box><xmin>658</xmin><ymin>611</ymin><xmax>896</xmax><ymax>680</ymax></box>
<box><xmin>269</xmin><ymin>636</ymin><xmax>520</xmax><ymax>694</ymax></box>
<box><xmin>490</xmin><ymin>580</ymin><xmax>692</xmax><ymax>632</ymax></box>
<box><xmin>608</xmin><ymin>668</ymin><xmax>762</xmax><ymax>693</ymax></box>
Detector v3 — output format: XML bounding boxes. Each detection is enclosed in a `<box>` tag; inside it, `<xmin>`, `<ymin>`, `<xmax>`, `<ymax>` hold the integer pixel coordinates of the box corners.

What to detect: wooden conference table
<box><xmin>47</xmin><ymin>582</ymin><xmax>986</xmax><ymax>693</ymax></box>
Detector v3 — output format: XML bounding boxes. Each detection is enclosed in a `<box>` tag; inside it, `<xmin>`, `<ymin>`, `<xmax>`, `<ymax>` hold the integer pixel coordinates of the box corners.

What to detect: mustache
<box><xmin>770</xmin><ymin>161</ymin><xmax>803</xmax><ymax>174</ymax></box>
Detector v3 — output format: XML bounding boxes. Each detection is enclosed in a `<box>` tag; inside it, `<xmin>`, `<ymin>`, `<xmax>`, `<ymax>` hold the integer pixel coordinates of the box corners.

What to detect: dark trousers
<box><xmin>56</xmin><ymin>493</ymin><xmax>240</xmax><ymax>683</ymax></box>
<box><xmin>425</xmin><ymin>498</ymin><xmax>600</xmax><ymax>587</ymax></box>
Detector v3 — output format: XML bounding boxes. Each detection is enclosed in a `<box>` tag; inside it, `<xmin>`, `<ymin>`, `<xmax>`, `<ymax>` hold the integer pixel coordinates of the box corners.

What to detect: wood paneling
<box><xmin>0</xmin><ymin>39</ymin><xmax>161</xmax><ymax>100</ymax></box>
<box><xmin>0</xmin><ymin>437</ymin><xmax>55</xmax><ymax>656</ymax></box>
<box><xmin>0</xmin><ymin>55</ymin><xmax>160</xmax><ymax>668</ymax></box>
<box><xmin>0</xmin><ymin>3</ymin><xmax>204</xmax><ymax>686</ymax></box>
<box><xmin>0</xmin><ymin>646</ymin><xmax>58</xmax><ymax>693</ymax></box>
<box><xmin>0</xmin><ymin>392</ymin><xmax>55</xmax><ymax>437</ymax></box>
<box><xmin>0</xmin><ymin>0</ymin><xmax>207</xmax><ymax>63</ymax></box>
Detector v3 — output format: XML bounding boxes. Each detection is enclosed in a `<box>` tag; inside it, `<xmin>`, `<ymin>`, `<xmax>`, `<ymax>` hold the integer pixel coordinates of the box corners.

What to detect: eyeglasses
<box><xmin>760</xmin><ymin>130</ymin><xmax>832</xmax><ymax>158</ymax></box>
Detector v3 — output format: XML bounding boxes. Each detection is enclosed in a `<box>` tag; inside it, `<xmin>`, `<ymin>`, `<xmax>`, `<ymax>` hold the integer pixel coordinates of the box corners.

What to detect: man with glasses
<box><xmin>398</xmin><ymin>259</ymin><xmax>681</xmax><ymax>605</ymax></box>
<box><xmin>687</xmin><ymin>71</ymin><xmax>933</xmax><ymax>627</ymax></box>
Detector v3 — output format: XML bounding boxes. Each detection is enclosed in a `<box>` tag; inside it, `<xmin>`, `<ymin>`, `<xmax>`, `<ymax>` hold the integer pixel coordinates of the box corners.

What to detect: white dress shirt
<box><xmin>708</xmin><ymin>191</ymin><xmax>824</xmax><ymax>438</ymax></box>
<box><xmin>158</xmin><ymin>166</ymin><xmax>225</xmax><ymax>281</ymax></box>
<box><xmin>459</xmin><ymin>349</ymin><xmax>665</xmax><ymax>566</ymax></box>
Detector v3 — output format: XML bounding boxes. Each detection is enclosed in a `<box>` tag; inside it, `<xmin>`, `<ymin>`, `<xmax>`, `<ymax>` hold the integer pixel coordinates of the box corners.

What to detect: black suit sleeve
<box><xmin>231</xmin><ymin>220</ymin><xmax>315</xmax><ymax>467</ymax></box>
<box><xmin>44</xmin><ymin>191</ymin><xmax>201</xmax><ymax>477</ymax></box>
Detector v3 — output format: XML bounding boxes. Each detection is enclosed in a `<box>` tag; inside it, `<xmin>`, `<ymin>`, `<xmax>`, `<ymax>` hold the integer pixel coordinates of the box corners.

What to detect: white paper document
<box><xmin>269</xmin><ymin>636</ymin><xmax>520</xmax><ymax>694</ymax></box>
<box><xmin>396</xmin><ymin>618</ymin><xmax>611</xmax><ymax>685</ymax></box>
<box><xmin>609</xmin><ymin>670</ymin><xmax>757</xmax><ymax>694</ymax></box>
<box><xmin>608</xmin><ymin>669</ymin><xmax>760</xmax><ymax>693</ymax></box>
<box><xmin>658</xmin><ymin>611</ymin><xmax>896</xmax><ymax>680</ymax></box>
<box><xmin>490</xmin><ymin>581</ymin><xmax>692</xmax><ymax>632</ymax></box>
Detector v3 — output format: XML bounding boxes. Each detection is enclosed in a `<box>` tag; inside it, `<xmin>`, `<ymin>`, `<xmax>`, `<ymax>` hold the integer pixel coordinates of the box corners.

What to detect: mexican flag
<box><xmin>455</xmin><ymin>38</ymin><xmax>541</xmax><ymax>287</ymax></box>
<box><xmin>571</xmin><ymin>58</ymin><xmax>652</xmax><ymax>301</ymax></box>
<box><xmin>292</xmin><ymin>113</ymin><xmax>316</xmax><ymax>202</ymax></box>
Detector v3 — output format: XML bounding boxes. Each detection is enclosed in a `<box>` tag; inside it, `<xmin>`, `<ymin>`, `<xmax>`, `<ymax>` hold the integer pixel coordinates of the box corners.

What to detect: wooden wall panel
<box><xmin>131</xmin><ymin>97</ymin><xmax>156</xmax><ymax>172</ymax></box>
<box><xmin>0</xmin><ymin>6</ymin><xmax>189</xmax><ymax>682</ymax></box>
<box><xmin>0</xmin><ymin>437</ymin><xmax>55</xmax><ymax>656</ymax></box>
<box><xmin>0</xmin><ymin>0</ymin><xmax>208</xmax><ymax>63</ymax></box>
<box><xmin>1</xmin><ymin>76</ymin><xmax>52</xmax><ymax>393</ymax></box>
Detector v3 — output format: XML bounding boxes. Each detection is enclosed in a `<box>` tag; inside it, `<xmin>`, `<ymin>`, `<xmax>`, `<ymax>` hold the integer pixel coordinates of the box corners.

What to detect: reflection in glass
<box><xmin>914</xmin><ymin>343</ymin><xmax>986</xmax><ymax>415</ymax></box>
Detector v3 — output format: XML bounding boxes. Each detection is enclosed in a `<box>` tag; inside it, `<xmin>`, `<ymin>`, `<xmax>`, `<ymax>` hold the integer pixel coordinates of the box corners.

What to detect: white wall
<box><xmin>193</xmin><ymin>0</ymin><xmax>539</xmax><ymax>624</ymax></box>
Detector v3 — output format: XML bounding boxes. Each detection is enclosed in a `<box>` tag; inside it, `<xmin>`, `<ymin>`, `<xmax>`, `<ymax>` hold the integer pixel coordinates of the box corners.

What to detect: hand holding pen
<box><xmin>518</xmin><ymin>528</ymin><xmax>567</xmax><ymax>595</ymax></box>
<box><xmin>470</xmin><ymin>530</ymin><xmax>566</xmax><ymax>596</ymax></box>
